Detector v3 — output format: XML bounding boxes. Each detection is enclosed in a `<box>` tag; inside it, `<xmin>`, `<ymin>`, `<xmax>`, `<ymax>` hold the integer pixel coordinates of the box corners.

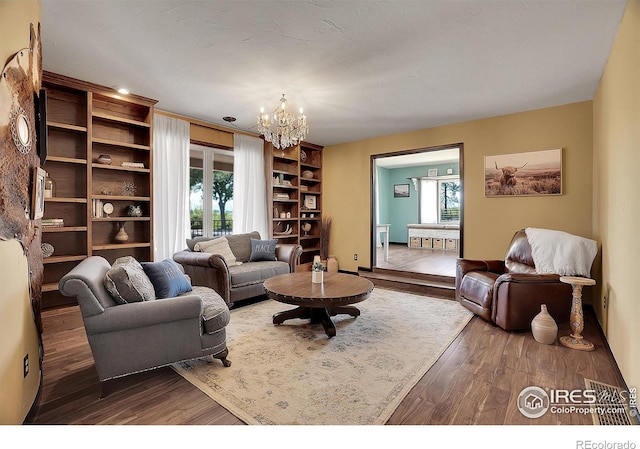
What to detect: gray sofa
<box><xmin>59</xmin><ymin>256</ymin><xmax>231</xmax><ymax>385</ymax></box>
<box><xmin>173</xmin><ymin>231</ymin><xmax>302</xmax><ymax>306</ymax></box>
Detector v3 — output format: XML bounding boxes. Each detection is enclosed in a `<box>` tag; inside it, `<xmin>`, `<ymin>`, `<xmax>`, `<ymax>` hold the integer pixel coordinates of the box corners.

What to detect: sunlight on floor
<box><xmin>375</xmin><ymin>243</ymin><xmax>458</xmax><ymax>277</ymax></box>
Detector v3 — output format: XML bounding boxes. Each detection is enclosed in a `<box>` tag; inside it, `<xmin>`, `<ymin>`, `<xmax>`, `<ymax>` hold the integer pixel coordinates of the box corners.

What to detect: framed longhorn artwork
<box><xmin>484</xmin><ymin>148</ymin><xmax>562</xmax><ymax>197</ymax></box>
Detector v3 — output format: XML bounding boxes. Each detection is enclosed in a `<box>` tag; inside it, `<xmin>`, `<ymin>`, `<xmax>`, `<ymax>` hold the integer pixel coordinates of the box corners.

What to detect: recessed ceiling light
<box><xmin>114</xmin><ymin>86</ymin><xmax>130</xmax><ymax>95</ymax></box>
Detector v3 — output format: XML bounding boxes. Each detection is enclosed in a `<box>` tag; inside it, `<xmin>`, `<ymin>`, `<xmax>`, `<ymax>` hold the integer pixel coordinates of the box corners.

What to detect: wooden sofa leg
<box><xmin>209</xmin><ymin>348</ymin><xmax>231</xmax><ymax>367</ymax></box>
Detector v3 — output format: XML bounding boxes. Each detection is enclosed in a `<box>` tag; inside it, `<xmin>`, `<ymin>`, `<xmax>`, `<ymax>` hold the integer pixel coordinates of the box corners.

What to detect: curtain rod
<box><xmin>155</xmin><ymin>109</ymin><xmax>259</xmax><ymax>138</ymax></box>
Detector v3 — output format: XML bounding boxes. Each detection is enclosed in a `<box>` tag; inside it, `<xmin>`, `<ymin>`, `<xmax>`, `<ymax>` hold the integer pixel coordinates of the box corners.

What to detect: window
<box><xmin>189</xmin><ymin>145</ymin><xmax>234</xmax><ymax>238</ymax></box>
<box><xmin>439</xmin><ymin>180</ymin><xmax>460</xmax><ymax>222</ymax></box>
<box><xmin>419</xmin><ymin>177</ymin><xmax>460</xmax><ymax>224</ymax></box>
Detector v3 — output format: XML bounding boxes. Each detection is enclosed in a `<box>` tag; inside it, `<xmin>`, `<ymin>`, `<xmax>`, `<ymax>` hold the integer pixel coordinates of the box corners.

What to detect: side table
<box><xmin>377</xmin><ymin>224</ymin><xmax>390</xmax><ymax>261</ymax></box>
<box><xmin>559</xmin><ymin>276</ymin><xmax>596</xmax><ymax>351</ymax></box>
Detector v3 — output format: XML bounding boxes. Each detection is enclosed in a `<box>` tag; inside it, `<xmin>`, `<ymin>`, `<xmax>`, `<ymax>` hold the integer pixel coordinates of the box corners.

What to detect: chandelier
<box><xmin>257</xmin><ymin>94</ymin><xmax>308</xmax><ymax>150</ymax></box>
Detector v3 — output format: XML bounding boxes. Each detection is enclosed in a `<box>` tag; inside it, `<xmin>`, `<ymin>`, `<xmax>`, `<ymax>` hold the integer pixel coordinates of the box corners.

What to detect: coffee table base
<box><xmin>273</xmin><ymin>306</ymin><xmax>361</xmax><ymax>338</ymax></box>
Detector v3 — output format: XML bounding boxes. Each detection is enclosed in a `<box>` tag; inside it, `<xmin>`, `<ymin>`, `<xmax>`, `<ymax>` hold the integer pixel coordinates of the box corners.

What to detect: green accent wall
<box><xmin>377</xmin><ymin>163</ymin><xmax>459</xmax><ymax>243</ymax></box>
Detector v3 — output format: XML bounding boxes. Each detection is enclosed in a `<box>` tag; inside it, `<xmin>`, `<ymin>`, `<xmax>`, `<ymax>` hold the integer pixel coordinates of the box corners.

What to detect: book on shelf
<box><xmin>42</xmin><ymin>218</ymin><xmax>64</xmax><ymax>227</ymax></box>
<box><xmin>121</xmin><ymin>162</ymin><xmax>145</xmax><ymax>168</ymax></box>
<box><xmin>92</xmin><ymin>199</ymin><xmax>103</xmax><ymax>218</ymax></box>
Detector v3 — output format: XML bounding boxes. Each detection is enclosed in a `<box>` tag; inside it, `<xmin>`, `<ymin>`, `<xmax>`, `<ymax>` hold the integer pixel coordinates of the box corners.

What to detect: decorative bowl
<box><xmin>97</xmin><ymin>154</ymin><xmax>112</xmax><ymax>165</ymax></box>
<box><xmin>41</xmin><ymin>242</ymin><xmax>54</xmax><ymax>258</ymax></box>
<box><xmin>302</xmin><ymin>170</ymin><xmax>314</xmax><ymax>179</ymax></box>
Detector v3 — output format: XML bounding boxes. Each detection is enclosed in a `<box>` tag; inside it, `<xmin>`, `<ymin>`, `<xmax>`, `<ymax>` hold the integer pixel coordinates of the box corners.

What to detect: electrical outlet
<box><xmin>23</xmin><ymin>354</ymin><xmax>29</xmax><ymax>378</ymax></box>
<box><xmin>353</xmin><ymin>253</ymin><xmax>358</xmax><ymax>261</ymax></box>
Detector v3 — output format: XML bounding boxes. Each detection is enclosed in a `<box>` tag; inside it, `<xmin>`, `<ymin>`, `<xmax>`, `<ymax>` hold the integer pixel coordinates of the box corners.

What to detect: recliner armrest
<box><xmin>456</xmin><ymin>259</ymin><xmax>506</xmax><ymax>298</ymax></box>
<box><xmin>85</xmin><ymin>295</ymin><xmax>204</xmax><ymax>335</ymax></box>
<box><xmin>275</xmin><ymin>243</ymin><xmax>303</xmax><ymax>272</ymax></box>
<box><xmin>456</xmin><ymin>258</ymin><xmax>505</xmax><ymax>277</ymax></box>
<box><xmin>494</xmin><ymin>272</ymin><xmax>561</xmax><ymax>287</ymax></box>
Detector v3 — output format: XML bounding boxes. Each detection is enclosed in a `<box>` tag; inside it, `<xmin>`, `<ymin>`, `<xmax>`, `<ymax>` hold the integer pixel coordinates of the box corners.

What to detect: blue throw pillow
<box><xmin>249</xmin><ymin>239</ymin><xmax>277</xmax><ymax>262</ymax></box>
<box><xmin>141</xmin><ymin>259</ymin><xmax>192</xmax><ymax>299</ymax></box>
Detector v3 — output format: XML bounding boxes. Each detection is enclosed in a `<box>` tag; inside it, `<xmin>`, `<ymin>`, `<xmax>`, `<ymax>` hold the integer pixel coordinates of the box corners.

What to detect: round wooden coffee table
<box><xmin>263</xmin><ymin>272</ymin><xmax>374</xmax><ymax>338</ymax></box>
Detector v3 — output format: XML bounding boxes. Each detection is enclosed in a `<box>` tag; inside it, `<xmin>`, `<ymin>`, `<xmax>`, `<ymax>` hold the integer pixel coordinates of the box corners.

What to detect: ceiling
<box><xmin>40</xmin><ymin>1</ymin><xmax>627</xmax><ymax>148</ymax></box>
<box><xmin>375</xmin><ymin>147</ymin><xmax>459</xmax><ymax>169</ymax></box>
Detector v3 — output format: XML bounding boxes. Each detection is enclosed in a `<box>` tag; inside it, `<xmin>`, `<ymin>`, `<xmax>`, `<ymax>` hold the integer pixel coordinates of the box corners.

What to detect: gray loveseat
<box><xmin>59</xmin><ymin>256</ymin><xmax>231</xmax><ymax>386</ymax></box>
<box><xmin>173</xmin><ymin>231</ymin><xmax>302</xmax><ymax>306</ymax></box>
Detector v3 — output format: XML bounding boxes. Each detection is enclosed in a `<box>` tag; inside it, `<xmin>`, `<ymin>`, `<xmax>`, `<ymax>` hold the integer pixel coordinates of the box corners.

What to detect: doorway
<box><xmin>370</xmin><ymin>143</ymin><xmax>463</xmax><ymax>278</ymax></box>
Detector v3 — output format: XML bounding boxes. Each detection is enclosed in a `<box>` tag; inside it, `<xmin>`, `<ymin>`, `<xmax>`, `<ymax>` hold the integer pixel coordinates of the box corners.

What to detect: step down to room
<box><xmin>358</xmin><ymin>268</ymin><xmax>456</xmax><ymax>300</ymax></box>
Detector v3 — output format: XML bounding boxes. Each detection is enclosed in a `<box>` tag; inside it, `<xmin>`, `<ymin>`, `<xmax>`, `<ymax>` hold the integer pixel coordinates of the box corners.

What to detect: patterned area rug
<box><xmin>172</xmin><ymin>288</ymin><xmax>473</xmax><ymax>425</ymax></box>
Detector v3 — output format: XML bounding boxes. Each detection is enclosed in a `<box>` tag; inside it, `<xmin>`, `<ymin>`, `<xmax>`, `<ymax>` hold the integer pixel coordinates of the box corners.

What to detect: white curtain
<box><xmin>419</xmin><ymin>179</ymin><xmax>439</xmax><ymax>224</ymax></box>
<box><xmin>152</xmin><ymin>114</ymin><xmax>190</xmax><ymax>261</ymax></box>
<box><xmin>232</xmin><ymin>134</ymin><xmax>268</xmax><ymax>239</ymax></box>
<box><xmin>375</xmin><ymin>166</ymin><xmax>381</xmax><ymax>247</ymax></box>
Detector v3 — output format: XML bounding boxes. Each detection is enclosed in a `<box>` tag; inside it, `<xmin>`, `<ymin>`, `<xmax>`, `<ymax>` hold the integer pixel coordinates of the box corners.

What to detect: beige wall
<box><xmin>0</xmin><ymin>0</ymin><xmax>41</xmax><ymax>424</ymax></box>
<box><xmin>324</xmin><ymin>101</ymin><xmax>593</xmax><ymax>273</ymax></box>
<box><xmin>593</xmin><ymin>0</ymin><xmax>639</xmax><ymax>393</ymax></box>
<box><xmin>0</xmin><ymin>1</ymin><xmax>40</xmax><ymax>62</ymax></box>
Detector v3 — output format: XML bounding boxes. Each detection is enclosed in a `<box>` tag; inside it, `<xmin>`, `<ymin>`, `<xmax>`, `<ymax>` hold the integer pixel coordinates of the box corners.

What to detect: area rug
<box><xmin>172</xmin><ymin>288</ymin><xmax>473</xmax><ymax>425</ymax></box>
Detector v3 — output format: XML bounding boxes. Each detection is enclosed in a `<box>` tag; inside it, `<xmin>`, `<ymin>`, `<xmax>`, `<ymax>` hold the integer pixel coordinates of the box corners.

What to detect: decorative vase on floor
<box><xmin>114</xmin><ymin>222</ymin><xmax>129</xmax><ymax>243</ymax></box>
<box><xmin>531</xmin><ymin>304</ymin><xmax>558</xmax><ymax>345</ymax></box>
<box><xmin>327</xmin><ymin>255</ymin><xmax>338</xmax><ymax>273</ymax></box>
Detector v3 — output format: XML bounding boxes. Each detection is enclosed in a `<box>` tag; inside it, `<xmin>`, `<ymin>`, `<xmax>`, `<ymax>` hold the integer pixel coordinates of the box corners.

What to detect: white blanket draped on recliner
<box><xmin>525</xmin><ymin>228</ymin><xmax>597</xmax><ymax>277</ymax></box>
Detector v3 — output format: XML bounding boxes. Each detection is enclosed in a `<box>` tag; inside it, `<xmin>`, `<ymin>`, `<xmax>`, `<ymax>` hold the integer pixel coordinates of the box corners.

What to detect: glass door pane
<box><xmin>189</xmin><ymin>149</ymin><xmax>205</xmax><ymax>238</ymax></box>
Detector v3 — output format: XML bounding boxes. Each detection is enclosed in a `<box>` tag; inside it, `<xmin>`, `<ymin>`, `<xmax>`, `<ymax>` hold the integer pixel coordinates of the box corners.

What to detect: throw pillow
<box><xmin>186</xmin><ymin>235</ymin><xmax>217</xmax><ymax>252</ymax></box>
<box><xmin>249</xmin><ymin>238</ymin><xmax>278</xmax><ymax>262</ymax></box>
<box><xmin>194</xmin><ymin>237</ymin><xmax>242</xmax><ymax>267</ymax></box>
<box><xmin>141</xmin><ymin>259</ymin><xmax>192</xmax><ymax>299</ymax></box>
<box><xmin>104</xmin><ymin>256</ymin><xmax>156</xmax><ymax>304</ymax></box>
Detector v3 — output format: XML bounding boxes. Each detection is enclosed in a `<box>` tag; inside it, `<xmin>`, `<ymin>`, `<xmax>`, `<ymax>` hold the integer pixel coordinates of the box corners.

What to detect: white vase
<box><xmin>312</xmin><ymin>270</ymin><xmax>323</xmax><ymax>284</ymax></box>
<box><xmin>531</xmin><ymin>304</ymin><xmax>558</xmax><ymax>345</ymax></box>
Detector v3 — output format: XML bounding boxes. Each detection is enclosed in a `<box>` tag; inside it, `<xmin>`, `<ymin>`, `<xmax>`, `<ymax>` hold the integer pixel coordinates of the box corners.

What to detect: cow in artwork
<box><xmin>495</xmin><ymin>161</ymin><xmax>527</xmax><ymax>187</ymax></box>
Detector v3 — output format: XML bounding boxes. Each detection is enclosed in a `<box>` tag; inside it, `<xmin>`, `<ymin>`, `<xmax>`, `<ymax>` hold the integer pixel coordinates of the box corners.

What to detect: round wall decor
<box><xmin>10</xmin><ymin>105</ymin><xmax>32</xmax><ymax>155</ymax></box>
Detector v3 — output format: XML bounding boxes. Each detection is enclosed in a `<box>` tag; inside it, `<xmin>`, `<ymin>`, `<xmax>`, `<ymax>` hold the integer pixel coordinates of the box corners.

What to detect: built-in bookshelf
<box><xmin>266</xmin><ymin>141</ymin><xmax>323</xmax><ymax>269</ymax></box>
<box><xmin>41</xmin><ymin>72</ymin><xmax>157</xmax><ymax>308</ymax></box>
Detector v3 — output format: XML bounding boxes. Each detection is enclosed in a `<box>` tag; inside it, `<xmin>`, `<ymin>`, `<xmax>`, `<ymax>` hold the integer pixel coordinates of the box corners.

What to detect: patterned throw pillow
<box><xmin>249</xmin><ymin>239</ymin><xmax>278</xmax><ymax>262</ymax></box>
<box><xmin>103</xmin><ymin>256</ymin><xmax>156</xmax><ymax>304</ymax></box>
<box><xmin>194</xmin><ymin>237</ymin><xmax>242</xmax><ymax>267</ymax></box>
<box><xmin>141</xmin><ymin>259</ymin><xmax>193</xmax><ymax>299</ymax></box>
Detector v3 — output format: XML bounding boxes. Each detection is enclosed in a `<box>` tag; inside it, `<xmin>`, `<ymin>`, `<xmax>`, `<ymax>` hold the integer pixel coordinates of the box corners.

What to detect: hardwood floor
<box><xmin>27</xmin><ymin>296</ymin><xmax>630</xmax><ymax>426</ymax></box>
<box><xmin>374</xmin><ymin>243</ymin><xmax>458</xmax><ymax>277</ymax></box>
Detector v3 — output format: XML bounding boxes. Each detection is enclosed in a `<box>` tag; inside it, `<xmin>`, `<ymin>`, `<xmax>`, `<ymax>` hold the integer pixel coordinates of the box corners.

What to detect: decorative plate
<box><xmin>300</xmin><ymin>149</ymin><xmax>307</xmax><ymax>162</ymax></box>
<box><xmin>10</xmin><ymin>105</ymin><xmax>32</xmax><ymax>155</ymax></box>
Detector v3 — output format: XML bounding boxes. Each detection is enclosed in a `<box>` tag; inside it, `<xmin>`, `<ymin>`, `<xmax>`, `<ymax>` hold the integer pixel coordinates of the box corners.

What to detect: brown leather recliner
<box><xmin>456</xmin><ymin>229</ymin><xmax>572</xmax><ymax>331</ymax></box>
